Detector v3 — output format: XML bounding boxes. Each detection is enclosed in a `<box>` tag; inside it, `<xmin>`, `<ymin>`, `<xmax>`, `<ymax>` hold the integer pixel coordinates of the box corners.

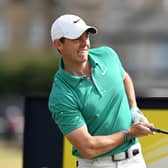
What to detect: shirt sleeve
<box><xmin>48</xmin><ymin>93</ymin><xmax>86</xmax><ymax>135</ymax></box>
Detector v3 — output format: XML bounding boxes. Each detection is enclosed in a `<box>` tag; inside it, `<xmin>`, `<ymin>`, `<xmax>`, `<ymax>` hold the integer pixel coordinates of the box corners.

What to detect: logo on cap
<box><xmin>73</xmin><ymin>19</ymin><xmax>80</xmax><ymax>23</ymax></box>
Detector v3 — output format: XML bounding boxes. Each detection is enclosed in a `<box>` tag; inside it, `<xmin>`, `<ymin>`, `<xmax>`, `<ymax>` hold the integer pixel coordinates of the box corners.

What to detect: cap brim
<box><xmin>87</xmin><ymin>27</ymin><xmax>97</xmax><ymax>34</ymax></box>
<box><xmin>64</xmin><ymin>26</ymin><xmax>97</xmax><ymax>40</ymax></box>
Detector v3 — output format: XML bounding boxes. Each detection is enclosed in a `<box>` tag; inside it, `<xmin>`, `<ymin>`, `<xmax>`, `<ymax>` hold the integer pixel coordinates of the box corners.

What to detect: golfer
<box><xmin>48</xmin><ymin>14</ymin><xmax>153</xmax><ymax>168</ymax></box>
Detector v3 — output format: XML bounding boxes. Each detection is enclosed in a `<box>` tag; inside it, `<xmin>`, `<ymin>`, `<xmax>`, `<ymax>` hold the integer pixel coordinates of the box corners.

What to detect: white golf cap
<box><xmin>51</xmin><ymin>14</ymin><xmax>97</xmax><ymax>41</ymax></box>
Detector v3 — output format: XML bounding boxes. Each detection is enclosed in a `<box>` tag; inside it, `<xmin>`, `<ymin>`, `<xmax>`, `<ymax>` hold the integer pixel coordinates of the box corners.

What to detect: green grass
<box><xmin>0</xmin><ymin>140</ymin><xmax>22</xmax><ymax>168</ymax></box>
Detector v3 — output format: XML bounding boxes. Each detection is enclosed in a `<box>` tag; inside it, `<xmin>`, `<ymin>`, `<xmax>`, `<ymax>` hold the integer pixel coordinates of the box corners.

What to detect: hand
<box><xmin>131</xmin><ymin>107</ymin><xmax>149</xmax><ymax>124</ymax></box>
<box><xmin>128</xmin><ymin>122</ymin><xmax>154</xmax><ymax>138</ymax></box>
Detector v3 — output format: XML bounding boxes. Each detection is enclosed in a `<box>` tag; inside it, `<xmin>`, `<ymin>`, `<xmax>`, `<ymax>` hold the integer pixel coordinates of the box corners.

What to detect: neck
<box><xmin>63</xmin><ymin>60</ymin><xmax>91</xmax><ymax>77</ymax></box>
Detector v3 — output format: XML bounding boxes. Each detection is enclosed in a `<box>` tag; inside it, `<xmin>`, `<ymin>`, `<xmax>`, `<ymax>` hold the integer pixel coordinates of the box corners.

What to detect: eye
<box><xmin>85</xmin><ymin>32</ymin><xmax>89</xmax><ymax>39</ymax></box>
<box><xmin>72</xmin><ymin>37</ymin><xmax>80</xmax><ymax>42</ymax></box>
<box><xmin>72</xmin><ymin>32</ymin><xmax>89</xmax><ymax>42</ymax></box>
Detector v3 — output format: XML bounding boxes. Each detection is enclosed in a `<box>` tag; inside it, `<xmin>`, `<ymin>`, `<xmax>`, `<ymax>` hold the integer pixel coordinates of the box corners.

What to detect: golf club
<box><xmin>150</xmin><ymin>127</ymin><xmax>168</xmax><ymax>135</ymax></box>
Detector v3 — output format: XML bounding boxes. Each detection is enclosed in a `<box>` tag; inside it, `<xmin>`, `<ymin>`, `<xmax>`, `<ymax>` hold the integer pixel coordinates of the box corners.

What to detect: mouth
<box><xmin>79</xmin><ymin>51</ymin><xmax>87</xmax><ymax>54</ymax></box>
<box><xmin>78</xmin><ymin>49</ymin><xmax>88</xmax><ymax>54</ymax></box>
<box><xmin>77</xmin><ymin>50</ymin><xmax>88</xmax><ymax>60</ymax></box>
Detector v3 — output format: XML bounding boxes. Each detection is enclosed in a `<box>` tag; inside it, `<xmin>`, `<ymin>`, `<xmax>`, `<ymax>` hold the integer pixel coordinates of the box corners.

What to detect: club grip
<box><xmin>149</xmin><ymin>127</ymin><xmax>160</xmax><ymax>132</ymax></box>
<box><xmin>149</xmin><ymin>127</ymin><xmax>168</xmax><ymax>134</ymax></box>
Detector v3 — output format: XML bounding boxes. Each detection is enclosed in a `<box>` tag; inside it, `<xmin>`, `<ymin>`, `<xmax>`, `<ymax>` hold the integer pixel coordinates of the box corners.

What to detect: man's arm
<box><xmin>123</xmin><ymin>72</ymin><xmax>150</xmax><ymax>124</ymax></box>
<box><xmin>123</xmin><ymin>72</ymin><xmax>137</xmax><ymax>108</ymax></box>
<box><xmin>66</xmin><ymin>123</ymin><xmax>152</xmax><ymax>159</ymax></box>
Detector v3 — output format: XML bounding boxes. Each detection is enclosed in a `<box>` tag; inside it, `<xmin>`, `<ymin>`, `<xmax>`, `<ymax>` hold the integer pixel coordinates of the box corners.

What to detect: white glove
<box><xmin>131</xmin><ymin>107</ymin><xmax>149</xmax><ymax>123</ymax></box>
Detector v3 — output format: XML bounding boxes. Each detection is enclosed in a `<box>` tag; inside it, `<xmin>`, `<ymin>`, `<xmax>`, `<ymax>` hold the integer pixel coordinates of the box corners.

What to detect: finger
<box><xmin>143</xmin><ymin>123</ymin><xmax>154</xmax><ymax>129</ymax></box>
<box><xmin>142</xmin><ymin>123</ymin><xmax>156</xmax><ymax>135</ymax></box>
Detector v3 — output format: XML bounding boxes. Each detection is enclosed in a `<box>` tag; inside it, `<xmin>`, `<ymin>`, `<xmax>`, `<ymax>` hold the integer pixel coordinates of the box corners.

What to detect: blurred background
<box><xmin>0</xmin><ymin>0</ymin><xmax>168</xmax><ymax>167</ymax></box>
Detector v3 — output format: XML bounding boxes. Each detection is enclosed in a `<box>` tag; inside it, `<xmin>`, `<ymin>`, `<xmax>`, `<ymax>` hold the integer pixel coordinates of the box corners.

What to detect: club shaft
<box><xmin>150</xmin><ymin>127</ymin><xmax>168</xmax><ymax>134</ymax></box>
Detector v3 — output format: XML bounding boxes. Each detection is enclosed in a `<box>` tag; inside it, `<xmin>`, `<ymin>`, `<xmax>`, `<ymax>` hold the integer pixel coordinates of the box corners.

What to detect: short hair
<box><xmin>59</xmin><ymin>37</ymin><xmax>65</xmax><ymax>43</ymax></box>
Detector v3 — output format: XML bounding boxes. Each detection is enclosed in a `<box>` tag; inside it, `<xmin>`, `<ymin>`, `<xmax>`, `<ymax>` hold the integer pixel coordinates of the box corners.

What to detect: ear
<box><xmin>53</xmin><ymin>39</ymin><xmax>63</xmax><ymax>50</ymax></box>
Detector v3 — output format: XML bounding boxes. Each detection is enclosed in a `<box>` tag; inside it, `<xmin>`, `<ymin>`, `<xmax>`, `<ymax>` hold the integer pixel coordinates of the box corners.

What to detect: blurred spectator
<box><xmin>3</xmin><ymin>105</ymin><xmax>24</xmax><ymax>147</ymax></box>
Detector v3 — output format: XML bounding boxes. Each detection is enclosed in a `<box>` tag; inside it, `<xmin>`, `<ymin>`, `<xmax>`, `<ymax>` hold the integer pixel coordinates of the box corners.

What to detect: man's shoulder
<box><xmin>89</xmin><ymin>45</ymin><xmax>111</xmax><ymax>52</ymax></box>
<box><xmin>48</xmin><ymin>80</ymin><xmax>73</xmax><ymax>108</ymax></box>
<box><xmin>89</xmin><ymin>46</ymin><xmax>119</xmax><ymax>63</ymax></box>
<box><xmin>89</xmin><ymin>46</ymin><xmax>116</xmax><ymax>56</ymax></box>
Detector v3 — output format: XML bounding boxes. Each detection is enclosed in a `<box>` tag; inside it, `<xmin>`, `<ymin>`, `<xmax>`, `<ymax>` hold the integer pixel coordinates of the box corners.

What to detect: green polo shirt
<box><xmin>48</xmin><ymin>46</ymin><xmax>136</xmax><ymax>158</ymax></box>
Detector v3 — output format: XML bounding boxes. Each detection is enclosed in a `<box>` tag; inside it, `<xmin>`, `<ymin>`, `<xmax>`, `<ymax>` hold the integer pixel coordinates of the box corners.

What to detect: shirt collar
<box><xmin>57</xmin><ymin>54</ymin><xmax>104</xmax><ymax>88</ymax></box>
<box><xmin>57</xmin><ymin>59</ymin><xmax>81</xmax><ymax>88</ymax></box>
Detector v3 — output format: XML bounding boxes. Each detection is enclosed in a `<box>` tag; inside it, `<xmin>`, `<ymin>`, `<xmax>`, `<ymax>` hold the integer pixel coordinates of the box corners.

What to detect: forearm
<box><xmin>123</xmin><ymin>72</ymin><xmax>137</xmax><ymax>108</ymax></box>
<box><xmin>84</xmin><ymin>132</ymin><xmax>125</xmax><ymax>159</ymax></box>
<box><xmin>66</xmin><ymin>123</ymin><xmax>152</xmax><ymax>159</ymax></box>
<box><xmin>66</xmin><ymin>126</ymin><xmax>125</xmax><ymax>159</ymax></box>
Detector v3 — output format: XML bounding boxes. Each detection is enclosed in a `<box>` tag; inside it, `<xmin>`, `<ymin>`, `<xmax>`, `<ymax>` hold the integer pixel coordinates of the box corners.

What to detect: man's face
<box><xmin>59</xmin><ymin>32</ymin><xmax>90</xmax><ymax>65</ymax></box>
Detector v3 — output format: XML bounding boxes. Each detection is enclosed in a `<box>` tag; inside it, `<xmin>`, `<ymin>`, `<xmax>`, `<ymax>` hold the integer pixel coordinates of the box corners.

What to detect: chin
<box><xmin>79</xmin><ymin>54</ymin><xmax>88</xmax><ymax>61</ymax></box>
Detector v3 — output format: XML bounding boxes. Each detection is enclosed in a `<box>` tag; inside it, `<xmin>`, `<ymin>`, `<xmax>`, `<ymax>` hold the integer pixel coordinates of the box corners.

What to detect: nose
<box><xmin>80</xmin><ymin>36</ymin><xmax>88</xmax><ymax>46</ymax></box>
